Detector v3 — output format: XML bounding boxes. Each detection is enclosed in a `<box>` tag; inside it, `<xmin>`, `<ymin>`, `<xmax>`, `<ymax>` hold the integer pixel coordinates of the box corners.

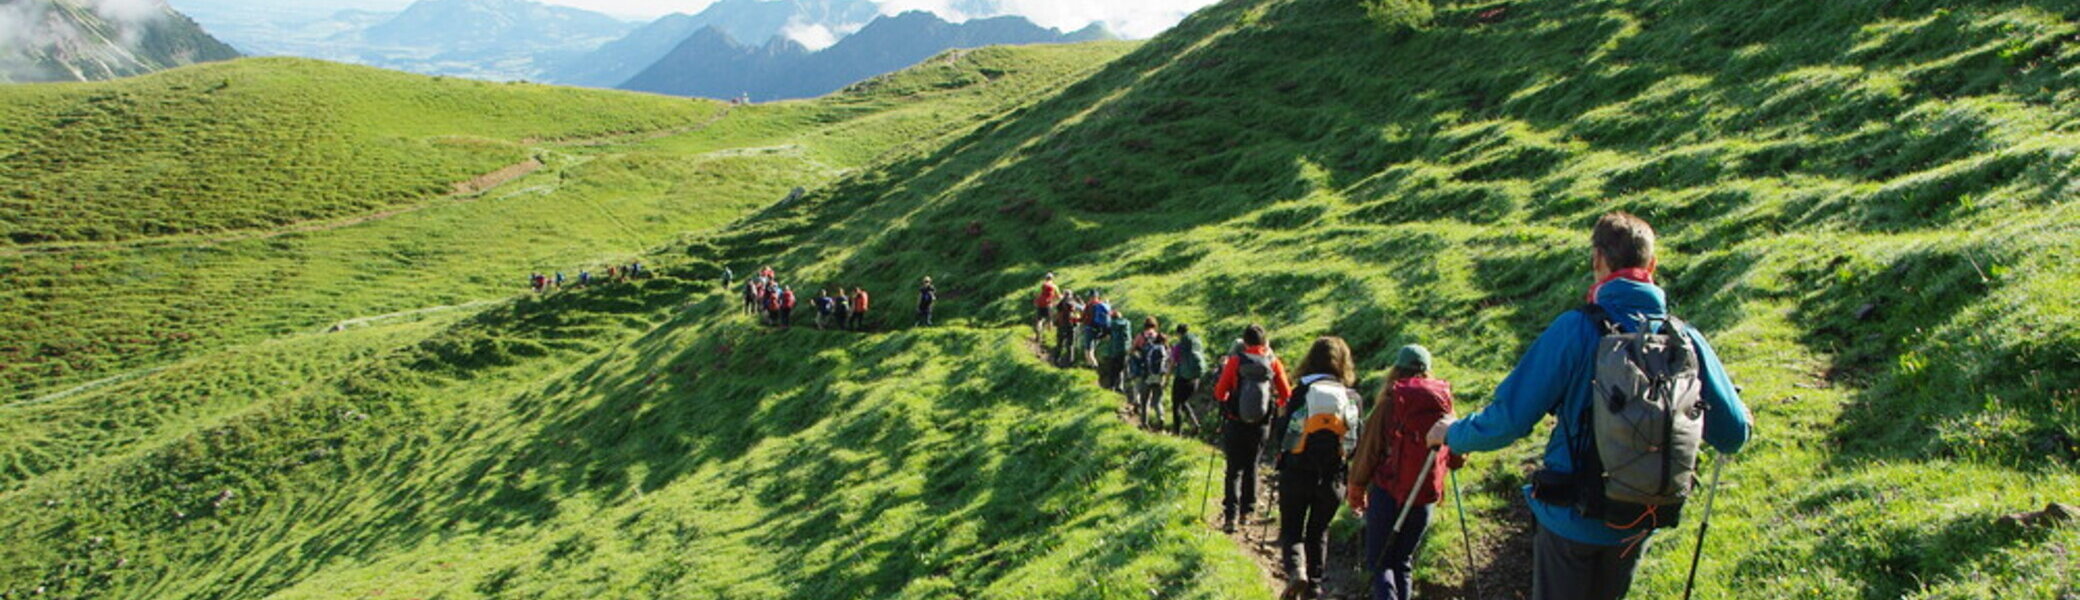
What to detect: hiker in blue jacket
<box><xmin>1428</xmin><ymin>212</ymin><xmax>1753</xmax><ymax>600</ymax></box>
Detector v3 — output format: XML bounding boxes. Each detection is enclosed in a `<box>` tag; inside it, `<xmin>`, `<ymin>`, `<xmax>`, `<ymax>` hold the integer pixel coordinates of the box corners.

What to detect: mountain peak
<box><xmin>0</xmin><ymin>0</ymin><xmax>239</xmax><ymax>83</ymax></box>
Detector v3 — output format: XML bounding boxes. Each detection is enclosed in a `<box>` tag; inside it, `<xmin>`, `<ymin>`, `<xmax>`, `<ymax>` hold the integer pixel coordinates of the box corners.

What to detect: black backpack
<box><xmin>1232</xmin><ymin>352</ymin><xmax>1274</xmax><ymax>424</ymax></box>
<box><xmin>1143</xmin><ymin>343</ymin><xmax>1169</xmax><ymax>378</ymax></box>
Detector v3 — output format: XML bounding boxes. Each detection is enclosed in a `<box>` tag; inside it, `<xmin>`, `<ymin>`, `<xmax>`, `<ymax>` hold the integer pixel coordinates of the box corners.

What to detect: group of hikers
<box><xmin>1032</xmin><ymin>275</ymin><xmax>1214</xmax><ymax>436</ymax></box>
<box><xmin>728</xmin><ymin>265</ymin><xmax>938</xmax><ymax>330</ymax></box>
<box><xmin>528</xmin><ymin>261</ymin><xmax>644</xmax><ymax>293</ymax></box>
<box><xmin>1041</xmin><ymin>214</ymin><xmax>1754</xmax><ymax>600</ymax></box>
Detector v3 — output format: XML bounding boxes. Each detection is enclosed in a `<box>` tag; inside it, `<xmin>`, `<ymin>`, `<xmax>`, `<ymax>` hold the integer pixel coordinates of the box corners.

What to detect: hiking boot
<box><xmin>1220</xmin><ymin>513</ymin><xmax>1236</xmax><ymax>534</ymax></box>
<box><xmin>1278</xmin><ymin>581</ymin><xmax>1305</xmax><ymax>600</ymax></box>
<box><xmin>1303</xmin><ymin>581</ymin><xmax>1324</xmax><ymax>600</ymax></box>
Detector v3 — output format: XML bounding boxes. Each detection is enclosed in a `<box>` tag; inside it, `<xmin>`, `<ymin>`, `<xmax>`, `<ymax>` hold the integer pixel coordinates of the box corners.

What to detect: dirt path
<box><xmin>1020</xmin><ymin>332</ymin><xmax>1531</xmax><ymax>599</ymax></box>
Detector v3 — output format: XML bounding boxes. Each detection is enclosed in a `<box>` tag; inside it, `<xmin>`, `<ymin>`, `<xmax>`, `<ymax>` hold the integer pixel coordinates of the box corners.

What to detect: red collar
<box><xmin>1588</xmin><ymin>268</ymin><xmax>1654</xmax><ymax>303</ymax></box>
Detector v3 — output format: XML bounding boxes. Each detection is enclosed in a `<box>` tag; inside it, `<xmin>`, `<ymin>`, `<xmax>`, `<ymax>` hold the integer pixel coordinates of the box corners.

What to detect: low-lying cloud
<box><xmin>0</xmin><ymin>0</ymin><xmax>171</xmax><ymax>82</ymax></box>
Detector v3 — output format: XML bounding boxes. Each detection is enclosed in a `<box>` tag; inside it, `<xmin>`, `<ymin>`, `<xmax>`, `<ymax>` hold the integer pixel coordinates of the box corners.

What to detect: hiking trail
<box><xmin>1020</xmin><ymin>329</ymin><xmax>1533</xmax><ymax>599</ymax></box>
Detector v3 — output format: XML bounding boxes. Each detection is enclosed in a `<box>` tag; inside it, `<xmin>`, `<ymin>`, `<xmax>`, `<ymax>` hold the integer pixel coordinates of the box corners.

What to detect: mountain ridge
<box><xmin>621</xmin><ymin>10</ymin><xmax>1113</xmax><ymax>100</ymax></box>
<box><xmin>0</xmin><ymin>0</ymin><xmax>239</xmax><ymax>83</ymax></box>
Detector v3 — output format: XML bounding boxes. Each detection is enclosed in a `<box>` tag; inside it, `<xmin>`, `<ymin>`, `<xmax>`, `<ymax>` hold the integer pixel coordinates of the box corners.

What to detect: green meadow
<box><xmin>3</xmin><ymin>0</ymin><xmax>2076</xmax><ymax>598</ymax></box>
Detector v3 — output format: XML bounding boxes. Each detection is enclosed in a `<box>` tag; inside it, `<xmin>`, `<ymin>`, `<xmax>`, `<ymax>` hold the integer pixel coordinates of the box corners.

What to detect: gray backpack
<box><xmin>1584</xmin><ymin>305</ymin><xmax>1706</xmax><ymax>527</ymax></box>
<box><xmin>1232</xmin><ymin>352</ymin><xmax>1274</xmax><ymax>424</ymax></box>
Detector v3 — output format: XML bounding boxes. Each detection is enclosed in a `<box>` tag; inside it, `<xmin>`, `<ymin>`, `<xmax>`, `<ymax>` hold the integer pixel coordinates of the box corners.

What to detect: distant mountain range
<box><xmin>621</xmin><ymin>11</ymin><xmax>1110</xmax><ymax>101</ymax></box>
<box><xmin>145</xmin><ymin>0</ymin><xmax>1111</xmax><ymax>100</ymax></box>
<box><xmin>1</xmin><ymin>0</ymin><xmax>240</xmax><ymax>83</ymax></box>
<box><xmin>538</xmin><ymin>0</ymin><xmax>883</xmax><ymax>88</ymax></box>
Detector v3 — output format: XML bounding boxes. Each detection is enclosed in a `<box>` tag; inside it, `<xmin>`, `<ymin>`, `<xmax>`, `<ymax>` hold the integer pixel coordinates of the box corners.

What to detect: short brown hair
<box><xmin>1593</xmin><ymin>212</ymin><xmax>1657</xmax><ymax>270</ymax></box>
<box><xmin>1142</xmin><ymin>315</ymin><xmax>1160</xmax><ymax>332</ymax></box>
<box><xmin>1294</xmin><ymin>336</ymin><xmax>1357</xmax><ymax>387</ymax></box>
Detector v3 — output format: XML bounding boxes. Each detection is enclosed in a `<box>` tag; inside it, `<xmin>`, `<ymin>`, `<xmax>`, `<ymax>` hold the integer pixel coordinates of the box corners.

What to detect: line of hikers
<box><xmin>1044</xmin><ymin>214</ymin><xmax>1754</xmax><ymax>600</ymax></box>
<box><xmin>729</xmin><ymin>265</ymin><xmax>941</xmax><ymax>330</ymax></box>
<box><xmin>529</xmin><ymin>261</ymin><xmax>644</xmax><ymax>293</ymax></box>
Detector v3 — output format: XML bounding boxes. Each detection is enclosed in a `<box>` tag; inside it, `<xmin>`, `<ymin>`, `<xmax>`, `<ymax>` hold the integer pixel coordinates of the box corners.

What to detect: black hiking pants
<box><xmin>1221</xmin><ymin>419</ymin><xmax>1267</xmax><ymax>520</ymax></box>
<box><xmin>1531</xmin><ymin>523</ymin><xmax>1644</xmax><ymax>600</ymax></box>
<box><xmin>848</xmin><ymin>311</ymin><xmax>866</xmax><ymax>331</ymax></box>
<box><xmin>916</xmin><ymin>302</ymin><xmax>933</xmax><ymax>326</ymax></box>
<box><xmin>780</xmin><ymin>307</ymin><xmax>793</xmax><ymax>327</ymax></box>
<box><xmin>1364</xmin><ymin>484</ymin><xmax>1431</xmax><ymax>600</ymax></box>
<box><xmin>1277</xmin><ymin>467</ymin><xmax>1342</xmax><ymax>586</ymax></box>
<box><xmin>1168</xmin><ymin>377</ymin><xmax>1200</xmax><ymax>435</ymax></box>
<box><xmin>1053</xmin><ymin>325</ymin><xmax>1074</xmax><ymax>366</ymax></box>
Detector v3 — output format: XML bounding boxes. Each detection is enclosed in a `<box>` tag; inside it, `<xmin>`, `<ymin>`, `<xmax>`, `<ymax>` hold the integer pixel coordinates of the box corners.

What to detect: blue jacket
<box><xmin>1445</xmin><ymin>278</ymin><xmax>1752</xmax><ymax>546</ymax></box>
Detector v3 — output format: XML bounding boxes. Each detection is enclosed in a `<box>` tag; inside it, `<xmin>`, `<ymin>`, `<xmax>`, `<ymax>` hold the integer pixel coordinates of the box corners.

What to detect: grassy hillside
<box><xmin>684</xmin><ymin>0</ymin><xmax>2078</xmax><ymax>597</ymax></box>
<box><xmin>0</xmin><ymin>263</ymin><xmax>1264</xmax><ymax>599</ymax></box>
<box><xmin>0</xmin><ymin>44</ymin><xmax>1133</xmax><ymax>403</ymax></box>
<box><xmin>3</xmin><ymin>0</ymin><xmax>2078</xmax><ymax>598</ymax></box>
<box><xmin>0</xmin><ymin>58</ymin><xmax>721</xmax><ymax>245</ymax></box>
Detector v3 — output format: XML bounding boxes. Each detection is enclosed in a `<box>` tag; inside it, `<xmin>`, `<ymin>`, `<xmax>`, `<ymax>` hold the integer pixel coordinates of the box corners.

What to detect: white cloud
<box><xmin>780</xmin><ymin>19</ymin><xmax>839</xmax><ymax>50</ymax></box>
<box><xmin>999</xmin><ymin>0</ymin><xmax>1215</xmax><ymax>39</ymax></box>
<box><xmin>86</xmin><ymin>0</ymin><xmax>168</xmax><ymax>24</ymax></box>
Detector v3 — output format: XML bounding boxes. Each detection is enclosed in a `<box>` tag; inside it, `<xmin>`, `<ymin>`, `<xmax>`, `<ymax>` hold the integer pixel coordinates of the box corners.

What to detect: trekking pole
<box><xmin>1199</xmin><ymin>446</ymin><xmax>1218</xmax><ymax>527</ymax></box>
<box><xmin>1450</xmin><ymin>467</ymin><xmax>1475</xmax><ymax>600</ymax></box>
<box><xmin>1371</xmin><ymin>447</ymin><xmax>1441</xmax><ymax>578</ymax></box>
<box><xmin>1681</xmin><ymin>453</ymin><xmax>1729</xmax><ymax>600</ymax></box>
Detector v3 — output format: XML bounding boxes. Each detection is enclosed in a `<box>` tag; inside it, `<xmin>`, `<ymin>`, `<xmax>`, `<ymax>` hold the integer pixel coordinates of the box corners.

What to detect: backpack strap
<box><xmin>1578</xmin><ymin>303</ymin><xmax>1621</xmax><ymax>336</ymax></box>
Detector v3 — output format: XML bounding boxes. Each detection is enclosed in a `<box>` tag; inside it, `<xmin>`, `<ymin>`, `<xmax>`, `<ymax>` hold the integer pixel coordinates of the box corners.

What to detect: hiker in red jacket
<box><xmin>1211</xmin><ymin>324</ymin><xmax>1292</xmax><ymax>532</ymax></box>
<box><xmin>779</xmin><ymin>286</ymin><xmax>797</xmax><ymax>328</ymax></box>
<box><xmin>1034</xmin><ymin>273</ymin><xmax>1061</xmax><ymax>342</ymax></box>
<box><xmin>848</xmin><ymin>287</ymin><xmax>870</xmax><ymax>331</ymax></box>
<box><xmin>1346</xmin><ymin>344</ymin><xmax>1462</xmax><ymax>600</ymax></box>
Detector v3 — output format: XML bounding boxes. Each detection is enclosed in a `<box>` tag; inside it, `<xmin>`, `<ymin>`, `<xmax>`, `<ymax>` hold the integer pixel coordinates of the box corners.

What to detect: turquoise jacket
<box><xmin>1445</xmin><ymin>278</ymin><xmax>1752</xmax><ymax>546</ymax></box>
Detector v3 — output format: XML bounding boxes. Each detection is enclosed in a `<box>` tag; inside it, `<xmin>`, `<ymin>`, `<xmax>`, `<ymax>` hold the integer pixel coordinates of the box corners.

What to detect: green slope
<box><xmin>683</xmin><ymin>0</ymin><xmax>2078</xmax><ymax>597</ymax></box>
<box><xmin>0</xmin><ymin>44</ymin><xmax>1133</xmax><ymax>404</ymax></box>
<box><xmin>4</xmin><ymin>0</ymin><xmax>2079</xmax><ymax>598</ymax></box>
<box><xmin>0</xmin><ymin>57</ymin><xmax>722</xmax><ymax>245</ymax></box>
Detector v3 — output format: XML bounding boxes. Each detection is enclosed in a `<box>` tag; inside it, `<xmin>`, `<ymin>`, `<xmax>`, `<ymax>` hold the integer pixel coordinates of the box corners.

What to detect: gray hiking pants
<box><xmin>1532</xmin><ymin>524</ymin><xmax>1644</xmax><ymax>600</ymax></box>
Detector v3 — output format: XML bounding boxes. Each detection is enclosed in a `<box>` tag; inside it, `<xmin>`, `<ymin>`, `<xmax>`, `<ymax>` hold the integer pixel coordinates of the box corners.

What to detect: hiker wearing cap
<box><xmin>1347</xmin><ymin>344</ymin><xmax>1461</xmax><ymax>600</ymax></box>
<box><xmin>1167</xmin><ymin>324</ymin><xmax>1209</xmax><ymax>435</ymax></box>
<box><xmin>1427</xmin><ymin>213</ymin><xmax>1753</xmax><ymax>600</ymax></box>
<box><xmin>916</xmin><ymin>277</ymin><xmax>937</xmax><ymax>327</ymax></box>
<box><xmin>1034</xmin><ymin>273</ymin><xmax>1061</xmax><ymax>342</ymax></box>
<box><xmin>1270</xmin><ymin>336</ymin><xmax>1364</xmax><ymax>600</ymax></box>
<box><xmin>1212</xmin><ymin>324</ymin><xmax>1292</xmax><ymax>532</ymax></box>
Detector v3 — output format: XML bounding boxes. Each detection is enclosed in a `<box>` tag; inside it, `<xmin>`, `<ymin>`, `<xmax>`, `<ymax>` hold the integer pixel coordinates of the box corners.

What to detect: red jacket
<box><xmin>852</xmin><ymin>290</ymin><xmax>870</xmax><ymax>312</ymax></box>
<box><xmin>1350</xmin><ymin>377</ymin><xmax>1456</xmax><ymax>506</ymax></box>
<box><xmin>1212</xmin><ymin>345</ymin><xmax>1292</xmax><ymax>408</ymax></box>
<box><xmin>781</xmin><ymin>290</ymin><xmax>796</xmax><ymax>310</ymax></box>
<box><xmin>1036</xmin><ymin>281</ymin><xmax>1060</xmax><ymax>308</ymax></box>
